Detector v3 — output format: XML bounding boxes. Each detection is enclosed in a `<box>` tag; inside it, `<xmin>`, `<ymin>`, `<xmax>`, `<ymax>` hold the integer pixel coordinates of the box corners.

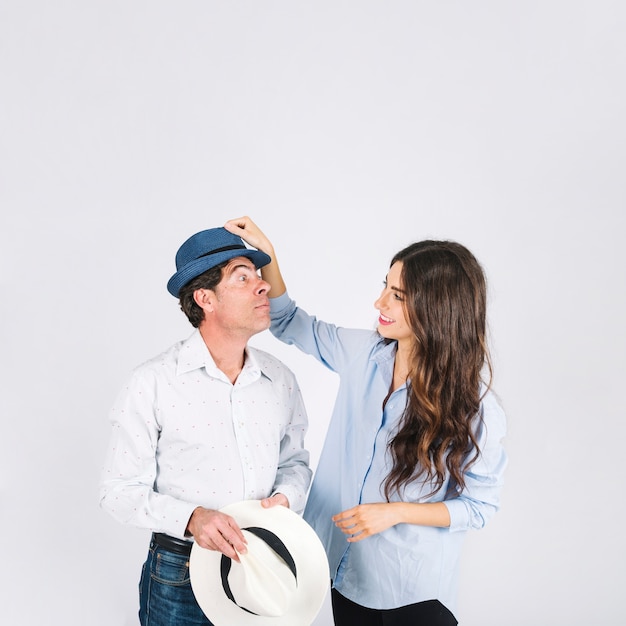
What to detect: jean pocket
<box><xmin>152</xmin><ymin>549</ymin><xmax>191</xmax><ymax>586</ymax></box>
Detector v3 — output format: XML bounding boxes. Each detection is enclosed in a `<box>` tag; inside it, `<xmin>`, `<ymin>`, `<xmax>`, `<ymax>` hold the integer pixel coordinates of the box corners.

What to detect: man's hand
<box><xmin>186</xmin><ymin>507</ymin><xmax>247</xmax><ymax>561</ymax></box>
<box><xmin>260</xmin><ymin>493</ymin><xmax>290</xmax><ymax>508</ymax></box>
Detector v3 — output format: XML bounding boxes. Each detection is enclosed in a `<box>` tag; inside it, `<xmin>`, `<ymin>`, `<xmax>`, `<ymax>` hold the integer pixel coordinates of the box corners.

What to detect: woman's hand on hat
<box><xmin>186</xmin><ymin>506</ymin><xmax>248</xmax><ymax>561</ymax></box>
<box><xmin>224</xmin><ymin>216</ymin><xmax>287</xmax><ymax>298</ymax></box>
<box><xmin>224</xmin><ymin>216</ymin><xmax>274</xmax><ymax>257</ymax></box>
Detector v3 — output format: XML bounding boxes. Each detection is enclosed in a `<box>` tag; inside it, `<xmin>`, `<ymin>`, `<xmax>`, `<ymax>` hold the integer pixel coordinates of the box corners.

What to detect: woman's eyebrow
<box><xmin>384</xmin><ymin>274</ymin><xmax>406</xmax><ymax>294</ymax></box>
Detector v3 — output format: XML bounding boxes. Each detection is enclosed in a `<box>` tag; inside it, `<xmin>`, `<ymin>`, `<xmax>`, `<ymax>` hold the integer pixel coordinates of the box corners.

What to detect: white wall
<box><xmin>1</xmin><ymin>2</ymin><xmax>625</xmax><ymax>625</ymax></box>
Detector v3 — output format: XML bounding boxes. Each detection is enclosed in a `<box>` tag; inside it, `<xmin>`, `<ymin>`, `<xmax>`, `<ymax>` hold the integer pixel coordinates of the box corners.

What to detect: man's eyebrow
<box><xmin>224</xmin><ymin>259</ymin><xmax>256</xmax><ymax>275</ymax></box>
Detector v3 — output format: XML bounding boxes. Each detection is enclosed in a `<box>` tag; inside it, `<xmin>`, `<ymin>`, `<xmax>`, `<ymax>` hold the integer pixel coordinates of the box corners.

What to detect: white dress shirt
<box><xmin>99</xmin><ymin>329</ymin><xmax>311</xmax><ymax>539</ymax></box>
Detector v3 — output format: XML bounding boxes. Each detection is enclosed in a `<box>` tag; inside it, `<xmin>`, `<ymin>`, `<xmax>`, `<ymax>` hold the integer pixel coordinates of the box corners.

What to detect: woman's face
<box><xmin>374</xmin><ymin>261</ymin><xmax>414</xmax><ymax>347</ymax></box>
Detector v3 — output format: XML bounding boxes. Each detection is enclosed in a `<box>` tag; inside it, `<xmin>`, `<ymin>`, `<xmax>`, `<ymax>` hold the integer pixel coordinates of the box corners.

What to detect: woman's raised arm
<box><xmin>224</xmin><ymin>216</ymin><xmax>287</xmax><ymax>297</ymax></box>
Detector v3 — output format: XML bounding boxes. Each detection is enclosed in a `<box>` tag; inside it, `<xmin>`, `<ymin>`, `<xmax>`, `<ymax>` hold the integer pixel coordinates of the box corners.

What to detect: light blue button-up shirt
<box><xmin>270</xmin><ymin>293</ymin><xmax>507</xmax><ymax>613</ymax></box>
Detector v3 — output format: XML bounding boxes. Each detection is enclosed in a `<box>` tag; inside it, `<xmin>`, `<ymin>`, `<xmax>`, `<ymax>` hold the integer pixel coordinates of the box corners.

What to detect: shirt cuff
<box><xmin>164</xmin><ymin>501</ymin><xmax>201</xmax><ymax>540</ymax></box>
<box><xmin>272</xmin><ymin>484</ymin><xmax>305</xmax><ymax>515</ymax></box>
<box><xmin>443</xmin><ymin>498</ymin><xmax>471</xmax><ymax>532</ymax></box>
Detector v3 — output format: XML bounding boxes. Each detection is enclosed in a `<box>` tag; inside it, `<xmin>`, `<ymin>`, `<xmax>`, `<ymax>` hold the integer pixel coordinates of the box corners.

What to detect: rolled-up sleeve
<box><xmin>445</xmin><ymin>390</ymin><xmax>508</xmax><ymax>531</ymax></box>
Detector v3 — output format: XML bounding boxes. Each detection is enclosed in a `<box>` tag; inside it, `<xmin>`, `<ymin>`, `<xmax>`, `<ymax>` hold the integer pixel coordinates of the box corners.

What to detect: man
<box><xmin>99</xmin><ymin>227</ymin><xmax>312</xmax><ymax>626</ymax></box>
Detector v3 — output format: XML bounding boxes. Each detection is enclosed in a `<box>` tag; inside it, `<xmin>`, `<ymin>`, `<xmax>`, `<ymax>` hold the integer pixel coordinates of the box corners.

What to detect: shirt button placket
<box><xmin>232</xmin><ymin>388</ymin><xmax>254</xmax><ymax>500</ymax></box>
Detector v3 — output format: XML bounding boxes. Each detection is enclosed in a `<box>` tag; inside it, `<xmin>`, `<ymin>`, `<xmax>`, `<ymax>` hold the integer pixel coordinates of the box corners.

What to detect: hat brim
<box><xmin>189</xmin><ymin>500</ymin><xmax>329</xmax><ymax>626</ymax></box>
<box><xmin>167</xmin><ymin>249</ymin><xmax>271</xmax><ymax>297</ymax></box>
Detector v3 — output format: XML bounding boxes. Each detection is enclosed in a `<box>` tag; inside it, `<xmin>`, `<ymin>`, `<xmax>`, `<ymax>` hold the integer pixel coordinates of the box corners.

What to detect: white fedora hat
<box><xmin>189</xmin><ymin>500</ymin><xmax>329</xmax><ymax>626</ymax></box>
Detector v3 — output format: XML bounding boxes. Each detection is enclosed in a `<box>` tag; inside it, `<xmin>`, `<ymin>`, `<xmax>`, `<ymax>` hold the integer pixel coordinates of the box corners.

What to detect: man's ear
<box><xmin>193</xmin><ymin>288</ymin><xmax>215</xmax><ymax>312</ymax></box>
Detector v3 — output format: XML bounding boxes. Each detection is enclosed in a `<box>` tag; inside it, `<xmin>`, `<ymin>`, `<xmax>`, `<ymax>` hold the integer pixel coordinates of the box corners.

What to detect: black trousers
<box><xmin>331</xmin><ymin>588</ymin><xmax>458</xmax><ymax>626</ymax></box>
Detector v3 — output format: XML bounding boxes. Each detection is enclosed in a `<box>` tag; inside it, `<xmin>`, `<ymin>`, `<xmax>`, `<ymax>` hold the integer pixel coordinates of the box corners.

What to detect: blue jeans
<box><xmin>139</xmin><ymin>539</ymin><xmax>213</xmax><ymax>626</ymax></box>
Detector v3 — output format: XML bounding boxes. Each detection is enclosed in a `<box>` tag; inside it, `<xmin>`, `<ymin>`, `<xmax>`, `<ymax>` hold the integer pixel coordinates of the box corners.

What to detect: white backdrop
<box><xmin>1</xmin><ymin>2</ymin><xmax>625</xmax><ymax>625</ymax></box>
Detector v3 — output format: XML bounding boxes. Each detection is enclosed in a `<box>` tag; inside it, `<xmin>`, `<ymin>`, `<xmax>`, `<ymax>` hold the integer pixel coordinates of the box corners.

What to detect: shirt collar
<box><xmin>372</xmin><ymin>338</ymin><xmax>400</xmax><ymax>384</ymax></box>
<box><xmin>175</xmin><ymin>329</ymin><xmax>270</xmax><ymax>384</ymax></box>
<box><xmin>176</xmin><ymin>329</ymin><xmax>214</xmax><ymax>375</ymax></box>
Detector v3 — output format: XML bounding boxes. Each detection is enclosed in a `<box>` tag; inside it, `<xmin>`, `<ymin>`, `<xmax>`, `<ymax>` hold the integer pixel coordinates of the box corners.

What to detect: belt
<box><xmin>151</xmin><ymin>533</ymin><xmax>193</xmax><ymax>556</ymax></box>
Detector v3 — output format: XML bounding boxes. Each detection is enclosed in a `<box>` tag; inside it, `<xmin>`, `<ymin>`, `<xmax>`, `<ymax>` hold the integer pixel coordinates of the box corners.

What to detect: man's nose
<box><xmin>256</xmin><ymin>278</ymin><xmax>271</xmax><ymax>295</ymax></box>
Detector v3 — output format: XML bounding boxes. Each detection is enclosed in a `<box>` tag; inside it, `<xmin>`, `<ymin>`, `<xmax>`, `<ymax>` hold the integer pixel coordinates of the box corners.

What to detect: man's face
<box><xmin>201</xmin><ymin>257</ymin><xmax>271</xmax><ymax>338</ymax></box>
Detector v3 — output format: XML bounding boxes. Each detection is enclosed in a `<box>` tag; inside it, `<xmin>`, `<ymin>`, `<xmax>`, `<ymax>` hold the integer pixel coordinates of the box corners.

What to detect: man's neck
<box><xmin>198</xmin><ymin>325</ymin><xmax>248</xmax><ymax>385</ymax></box>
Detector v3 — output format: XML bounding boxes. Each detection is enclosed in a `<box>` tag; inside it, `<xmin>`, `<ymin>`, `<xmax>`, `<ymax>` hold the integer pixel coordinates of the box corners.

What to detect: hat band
<box><xmin>196</xmin><ymin>244</ymin><xmax>247</xmax><ymax>260</ymax></box>
<box><xmin>220</xmin><ymin>526</ymin><xmax>298</xmax><ymax>616</ymax></box>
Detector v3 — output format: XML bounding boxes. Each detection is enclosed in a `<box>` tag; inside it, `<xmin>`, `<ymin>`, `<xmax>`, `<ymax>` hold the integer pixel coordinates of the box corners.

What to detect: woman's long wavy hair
<box><xmin>383</xmin><ymin>240</ymin><xmax>492</xmax><ymax>501</ymax></box>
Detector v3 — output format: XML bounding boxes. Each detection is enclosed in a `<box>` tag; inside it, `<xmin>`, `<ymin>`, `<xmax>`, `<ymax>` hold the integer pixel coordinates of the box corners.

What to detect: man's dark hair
<box><xmin>178</xmin><ymin>263</ymin><xmax>226</xmax><ymax>327</ymax></box>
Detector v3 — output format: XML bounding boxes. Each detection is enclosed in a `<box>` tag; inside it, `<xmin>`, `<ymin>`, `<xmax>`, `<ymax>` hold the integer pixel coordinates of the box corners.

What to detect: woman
<box><xmin>225</xmin><ymin>217</ymin><xmax>507</xmax><ymax>626</ymax></box>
